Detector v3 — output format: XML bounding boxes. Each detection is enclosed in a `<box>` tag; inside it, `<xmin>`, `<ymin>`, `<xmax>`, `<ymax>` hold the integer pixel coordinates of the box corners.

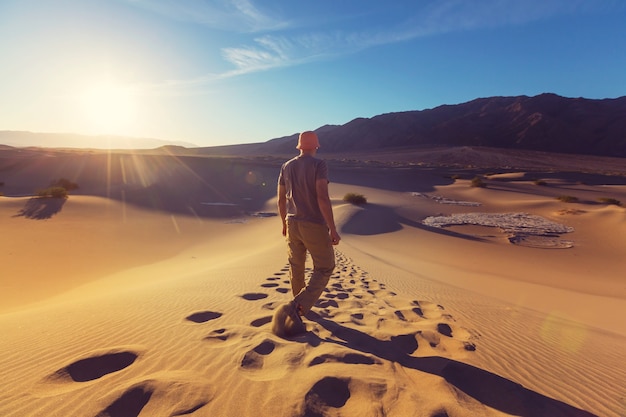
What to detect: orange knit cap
<box><xmin>296</xmin><ymin>131</ymin><xmax>320</xmax><ymax>150</ymax></box>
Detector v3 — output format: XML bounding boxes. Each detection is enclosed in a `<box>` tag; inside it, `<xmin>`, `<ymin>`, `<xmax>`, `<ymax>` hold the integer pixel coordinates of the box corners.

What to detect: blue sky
<box><xmin>1</xmin><ymin>0</ymin><xmax>625</xmax><ymax>147</ymax></box>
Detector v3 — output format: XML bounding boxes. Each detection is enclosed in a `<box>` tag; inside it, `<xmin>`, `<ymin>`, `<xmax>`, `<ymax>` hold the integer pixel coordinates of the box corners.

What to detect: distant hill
<box><xmin>3</xmin><ymin>94</ymin><xmax>625</xmax><ymax>157</ymax></box>
<box><xmin>0</xmin><ymin>131</ymin><xmax>197</xmax><ymax>150</ymax></box>
<box><xmin>202</xmin><ymin>93</ymin><xmax>626</xmax><ymax>158</ymax></box>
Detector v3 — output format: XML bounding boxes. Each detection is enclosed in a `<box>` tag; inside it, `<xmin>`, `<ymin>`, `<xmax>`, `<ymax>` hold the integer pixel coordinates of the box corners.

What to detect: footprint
<box><xmin>304</xmin><ymin>377</ymin><xmax>351</xmax><ymax>416</ymax></box>
<box><xmin>393</xmin><ymin>308</ymin><xmax>425</xmax><ymax>322</ymax></box>
<box><xmin>205</xmin><ymin>328</ymin><xmax>228</xmax><ymax>341</ymax></box>
<box><xmin>60</xmin><ymin>350</ymin><xmax>139</xmax><ymax>383</ymax></box>
<box><xmin>463</xmin><ymin>342</ymin><xmax>477</xmax><ymax>351</ymax></box>
<box><xmin>411</xmin><ymin>301</ymin><xmax>443</xmax><ymax>320</ymax></box>
<box><xmin>394</xmin><ymin>310</ymin><xmax>407</xmax><ymax>321</ymax></box>
<box><xmin>96</xmin><ymin>385</ymin><xmax>152</xmax><ymax>417</ymax></box>
<box><xmin>253</xmin><ymin>340</ymin><xmax>276</xmax><ymax>355</ymax></box>
<box><xmin>261</xmin><ymin>283</ymin><xmax>279</xmax><ymax>288</ymax></box>
<box><xmin>412</xmin><ymin>307</ymin><xmax>424</xmax><ymax>317</ymax></box>
<box><xmin>204</xmin><ymin>328</ymin><xmax>242</xmax><ymax>347</ymax></box>
<box><xmin>240</xmin><ymin>352</ymin><xmax>263</xmax><ymax>370</ymax></box>
<box><xmin>241</xmin><ymin>293</ymin><xmax>268</xmax><ymax>301</ymax></box>
<box><xmin>185</xmin><ymin>311</ymin><xmax>222</xmax><ymax>323</ymax></box>
<box><xmin>34</xmin><ymin>348</ymin><xmax>144</xmax><ymax>397</ymax></box>
<box><xmin>96</xmin><ymin>373</ymin><xmax>213</xmax><ymax>417</ymax></box>
<box><xmin>250</xmin><ymin>316</ymin><xmax>272</xmax><ymax>327</ymax></box>
<box><xmin>241</xmin><ymin>340</ymin><xmax>276</xmax><ymax>370</ymax></box>
<box><xmin>276</xmin><ymin>288</ymin><xmax>289</xmax><ymax>294</ymax></box>
<box><xmin>437</xmin><ymin>323</ymin><xmax>453</xmax><ymax>337</ymax></box>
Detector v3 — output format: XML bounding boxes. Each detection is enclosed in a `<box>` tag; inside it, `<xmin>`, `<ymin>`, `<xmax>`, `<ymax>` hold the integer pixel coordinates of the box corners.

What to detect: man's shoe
<box><xmin>286</xmin><ymin>301</ymin><xmax>306</xmax><ymax>335</ymax></box>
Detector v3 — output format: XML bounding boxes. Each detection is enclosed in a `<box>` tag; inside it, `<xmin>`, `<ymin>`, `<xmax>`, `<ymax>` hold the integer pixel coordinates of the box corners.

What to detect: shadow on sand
<box><xmin>340</xmin><ymin>203</ymin><xmax>488</xmax><ymax>243</ymax></box>
<box><xmin>341</xmin><ymin>204</ymin><xmax>403</xmax><ymax>235</ymax></box>
<box><xmin>304</xmin><ymin>312</ymin><xmax>597</xmax><ymax>417</ymax></box>
<box><xmin>15</xmin><ymin>197</ymin><xmax>66</xmax><ymax>220</ymax></box>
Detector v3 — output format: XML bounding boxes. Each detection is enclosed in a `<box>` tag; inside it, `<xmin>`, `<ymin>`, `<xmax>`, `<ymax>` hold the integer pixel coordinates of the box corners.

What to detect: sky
<box><xmin>1</xmin><ymin>0</ymin><xmax>625</xmax><ymax>148</ymax></box>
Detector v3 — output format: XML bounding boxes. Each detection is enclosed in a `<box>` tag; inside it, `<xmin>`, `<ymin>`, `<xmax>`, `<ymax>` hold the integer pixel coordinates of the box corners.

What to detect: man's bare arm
<box><xmin>277</xmin><ymin>184</ymin><xmax>287</xmax><ymax>236</ymax></box>
<box><xmin>316</xmin><ymin>179</ymin><xmax>341</xmax><ymax>245</ymax></box>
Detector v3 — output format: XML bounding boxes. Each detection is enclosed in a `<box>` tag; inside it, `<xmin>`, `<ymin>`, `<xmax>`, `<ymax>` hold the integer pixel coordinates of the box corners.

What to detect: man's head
<box><xmin>296</xmin><ymin>131</ymin><xmax>320</xmax><ymax>151</ymax></box>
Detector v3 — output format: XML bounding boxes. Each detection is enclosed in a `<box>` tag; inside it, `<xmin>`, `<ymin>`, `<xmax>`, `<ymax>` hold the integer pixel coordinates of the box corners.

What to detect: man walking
<box><xmin>276</xmin><ymin>131</ymin><xmax>340</xmax><ymax>334</ymax></box>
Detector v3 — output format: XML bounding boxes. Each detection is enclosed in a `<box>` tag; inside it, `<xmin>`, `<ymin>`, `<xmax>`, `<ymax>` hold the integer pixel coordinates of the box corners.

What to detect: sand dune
<box><xmin>1</xmin><ymin>151</ymin><xmax>625</xmax><ymax>416</ymax></box>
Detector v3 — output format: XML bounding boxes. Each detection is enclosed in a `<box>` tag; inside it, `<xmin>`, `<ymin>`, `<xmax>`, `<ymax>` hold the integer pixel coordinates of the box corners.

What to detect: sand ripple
<box><xmin>0</xmin><ymin>250</ymin><xmax>610</xmax><ymax>416</ymax></box>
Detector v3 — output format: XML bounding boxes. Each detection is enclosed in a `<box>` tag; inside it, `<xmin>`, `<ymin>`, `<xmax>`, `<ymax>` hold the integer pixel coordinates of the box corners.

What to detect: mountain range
<box><xmin>2</xmin><ymin>93</ymin><xmax>625</xmax><ymax>158</ymax></box>
<box><xmin>217</xmin><ymin>93</ymin><xmax>624</xmax><ymax>158</ymax></box>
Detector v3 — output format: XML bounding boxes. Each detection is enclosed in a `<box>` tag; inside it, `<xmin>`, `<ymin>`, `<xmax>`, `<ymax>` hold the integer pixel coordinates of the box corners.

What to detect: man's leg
<box><xmin>294</xmin><ymin>221</ymin><xmax>335</xmax><ymax>314</ymax></box>
<box><xmin>286</xmin><ymin>220</ymin><xmax>307</xmax><ymax>297</ymax></box>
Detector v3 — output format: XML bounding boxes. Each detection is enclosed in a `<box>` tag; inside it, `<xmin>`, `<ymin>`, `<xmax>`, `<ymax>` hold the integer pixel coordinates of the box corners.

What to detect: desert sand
<box><xmin>0</xmin><ymin>148</ymin><xmax>625</xmax><ymax>417</ymax></box>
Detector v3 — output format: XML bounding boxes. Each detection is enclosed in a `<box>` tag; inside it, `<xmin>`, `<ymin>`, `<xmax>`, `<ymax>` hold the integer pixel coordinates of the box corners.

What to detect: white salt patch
<box><xmin>423</xmin><ymin>212</ymin><xmax>575</xmax><ymax>248</ymax></box>
<box><xmin>411</xmin><ymin>192</ymin><xmax>481</xmax><ymax>207</ymax></box>
<box><xmin>423</xmin><ymin>212</ymin><xmax>573</xmax><ymax>234</ymax></box>
<box><xmin>509</xmin><ymin>235</ymin><xmax>574</xmax><ymax>249</ymax></box>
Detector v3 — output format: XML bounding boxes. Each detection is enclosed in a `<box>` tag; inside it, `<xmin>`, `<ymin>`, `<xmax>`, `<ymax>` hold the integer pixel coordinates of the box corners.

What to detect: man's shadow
<box><xmin>15</xmin><ymin>197</ymin><xmax>66</xmax><ymax>220</ymax></box>
<box><xmin>303</xmin><ymin>313</ymin><xmax>597</xmax><ymax>417</ymax></box>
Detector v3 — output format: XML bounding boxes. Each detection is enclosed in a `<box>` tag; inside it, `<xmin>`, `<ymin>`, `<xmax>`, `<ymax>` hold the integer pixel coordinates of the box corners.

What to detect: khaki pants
<box><xmin>286</xmin><ymin>220</ymin><xmax>335</xmax><ymax>313</ymax></box>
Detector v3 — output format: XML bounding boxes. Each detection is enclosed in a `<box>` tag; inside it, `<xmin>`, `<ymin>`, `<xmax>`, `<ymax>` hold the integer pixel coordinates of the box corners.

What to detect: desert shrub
<box><xmin>557</xmin><ymin>195</ymin><xmax>578</xmax><ymax>203</ymax></box>
<box><xmin>470</xmin><ymin>176</ymin><xmax>486</xmax><ymax>188</ymax></box>
<box><xmin>37</xmin><ymin>187</ymin><xmax>68</xmax><ymax>199</ymax></box>
<box><xmin>51</xmin><ymin>178</ymin><xmax>79</xmax><ymax>191</ymax></box>
<box><xmin>343</xmin><ymin>193</ymin><xmax>367</xmax><ymax>205</ymax></box>
<box><xmin>34</xmin><ymin>178</ymin><xmax>77</xmax><ymax>198</ymax></box>
<box><xmin>533</xmin><ymin>179</ymin><xmax>547</xmax><ymax>186</ymax></box>
<box><xmin>598</xmin><ymin>197</ymin><xmax>622</xmax><ymax>206</ymax></box>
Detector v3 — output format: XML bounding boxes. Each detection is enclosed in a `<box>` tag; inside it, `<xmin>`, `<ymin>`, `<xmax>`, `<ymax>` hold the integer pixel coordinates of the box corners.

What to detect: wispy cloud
<box><xmin>342</xmin><ymin>0</ymin><xmax>611</xmax><ymax>47</ymax></box>
<box><xmin>220</xmin><ymin>34</ymin><xmax>317</xmax><ymax>75</ymax></box>
<box><xmin>136</xmin><ymin>0</ymin><xmax>619</xmax><ymax>91</ymax></box>
<box><xmin>127</xmin><ymin>0</ymin><xmax>289</xmax><ymax>32</ymax></box>
<box><xmin>217</xmin><ymin>0</ymin><xmax>611</xmax><ymax>74</ymax></box>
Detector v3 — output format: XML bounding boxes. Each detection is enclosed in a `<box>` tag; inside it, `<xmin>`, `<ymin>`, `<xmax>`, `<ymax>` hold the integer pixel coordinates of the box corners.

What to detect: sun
<box><xmin>79</xmin><ymin>80</ymin><xmax>137</xmax><ymax>135</ymax></box>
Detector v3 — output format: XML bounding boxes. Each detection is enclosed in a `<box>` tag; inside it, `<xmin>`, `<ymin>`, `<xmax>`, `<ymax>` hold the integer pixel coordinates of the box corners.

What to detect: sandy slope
<box><xmin>1</xmin><ymin>165</ymin><xmax>625</xmax><ymax>417</ymax></box>
<box><xmin>0</xmin><ymin>196</ymin><xmax>245</xmax><ymax>312</ymax></box>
